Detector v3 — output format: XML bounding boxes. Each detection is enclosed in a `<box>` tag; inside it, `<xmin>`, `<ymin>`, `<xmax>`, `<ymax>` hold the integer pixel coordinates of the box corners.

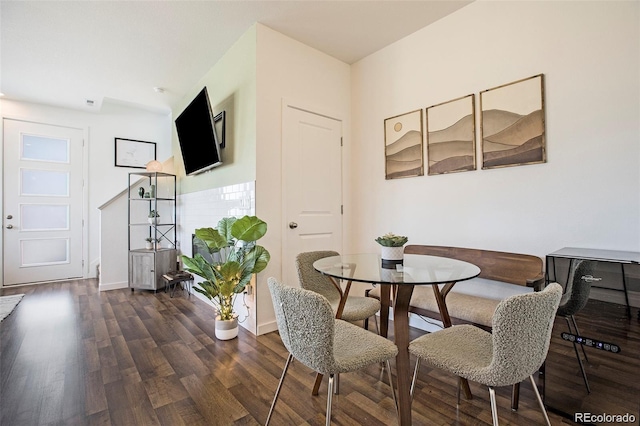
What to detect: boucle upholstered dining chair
<box><xmin>296</xmin><ymin>251</ymin><xmax>380</xmax><ymax>330</ymax></box>
<box><xmin>556</xmin><ymin>259</ymin><xmax>595</xmax><ymax>393</ymax></box>
<box><xmin>408</xmin><ymin>283</ymin><xmax>563</xmax><ymax>426</ymax></box>
<box><xmin>265</xmin><ymin>277</ymin><xmax>398</xmax><ymax>426</ymax></box>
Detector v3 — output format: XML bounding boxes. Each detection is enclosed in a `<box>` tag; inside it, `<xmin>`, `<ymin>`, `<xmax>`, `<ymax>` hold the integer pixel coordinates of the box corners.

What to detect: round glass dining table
<box><xmin>313</xmin><ymin>253</ymin><xmax>481</xmax><ymax>426</ymax></box>
<box><xmin>313</xmin><ymin>253</ymin><xmax>481</xmax><ymax>285</ymax></box>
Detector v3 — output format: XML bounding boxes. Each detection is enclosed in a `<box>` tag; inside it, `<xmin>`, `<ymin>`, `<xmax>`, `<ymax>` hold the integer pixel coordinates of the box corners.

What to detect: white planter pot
<box><xmin>148</xmin><ymin>217</ymin><xmax>158</xmax><ymax>225</ymax></box>
<box><xmin>145</xmin><ymin>242</ymin><xmax>153</xmax><ymax>250</ymax></box>
<box><xmin>380</xmin><ymin>245</ymin><xmax>404</xmax><ymax>261</ymax></box>
<box><xmin>215</xmin><ymin>316</ymin><xmax>239</xmax><ymax>340</ymax></box>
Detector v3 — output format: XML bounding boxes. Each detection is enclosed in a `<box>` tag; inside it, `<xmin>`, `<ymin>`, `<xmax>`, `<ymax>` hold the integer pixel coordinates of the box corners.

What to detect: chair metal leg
<box><xmin>565</xmin><ymin>316</ymin><xmax>591</xmax><ymax>393</ymax></box>
<box><xmin>386</xmin><ymin>360</ymin><xmax>398</xmax><ymax>413</ymax></box>
<box><xmin>326</xmin><ymin>374</ymin><xmax>334</xmax><ymax>426</ymax></box>
<box><xmin>266</xmin><ymin>353</ymin><xmax>294</xmax><ymax>426</ymax></box>
<box><xmin>529</xmin><ymin>375</ymin><xmax>551</xmax><ymax>426</ymax></box>
<box><xmin>410</xmin><ymin>358</ymin><xmax>421</xmax><ymax>399</ymax></box>
<box><xmin>489</xmin><ymin>386</ymin><xmax>499</xmax><ymax>426</ymax></box>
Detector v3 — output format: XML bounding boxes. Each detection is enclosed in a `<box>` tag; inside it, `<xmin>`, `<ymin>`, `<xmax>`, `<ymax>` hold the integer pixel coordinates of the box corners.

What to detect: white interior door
<box><xmin>3</xmin><ymin>119</ymin><xmax>84</xmax><ymax>285</ymax></box>
<box><xmin>282</xmin><ymin>104</ymin><xmax>343</xmax><ymax>288</ymax></box>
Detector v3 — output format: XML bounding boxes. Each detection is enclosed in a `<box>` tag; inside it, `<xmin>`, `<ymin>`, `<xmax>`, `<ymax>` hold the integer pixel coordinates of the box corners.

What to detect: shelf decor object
<box><xmin>426</xmin><ymin>94</ymin><xmax>476</xmax><ymax>175</ymax></box>
<box><xmin>480</xmin><ymin>74</ymin><xmax>546</xmax><ymax>170</ymax></box>
<box><xmin>384</xmin><ymin>109</ymin><xmax>423</xmax><ymax>179</ymax></box>
<box><xmin>115</xmin><ymin>138</ymin><xmax>156</xmax><ymax>169</ymax></box>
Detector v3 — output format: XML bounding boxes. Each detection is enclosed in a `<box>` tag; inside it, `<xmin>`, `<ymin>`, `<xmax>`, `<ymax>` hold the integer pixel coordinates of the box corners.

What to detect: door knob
<box><xmin>6</xmin><ymin>215</ymin><xmax>13</xmax><ymax>219</ymax></box>
<box><xmin>6</xmin><ymin>224</ymin><xmax>13</xmax><ymax>229</ymax></box>
<box><xmin>288</xmin><ymin>222</ymin><xmax>298</xmax><ymax>229</ymax></box>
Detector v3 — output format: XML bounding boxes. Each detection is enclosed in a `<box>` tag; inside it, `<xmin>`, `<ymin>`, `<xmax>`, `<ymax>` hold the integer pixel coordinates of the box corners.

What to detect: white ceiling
<box><xmin>1</xmin><ymin>1</ymin><xmax>471</xmax><ymax>115</ymax></box>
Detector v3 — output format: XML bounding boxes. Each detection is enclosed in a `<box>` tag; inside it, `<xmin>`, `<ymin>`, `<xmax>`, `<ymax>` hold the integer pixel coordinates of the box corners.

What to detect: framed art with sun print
<box><xmin>426</xmin><ymin>94</ymin><xmax>476</xmax><ymax>175</ymax></box>
<box><xmin>480</xmin><ymin>74</ymin><xmax>546</xmax><ymax>169</ymax></box>
<box><xmin>384</xmin><ymin>109</ymin><xmax>424</xmax><ymax>179</ymax></box>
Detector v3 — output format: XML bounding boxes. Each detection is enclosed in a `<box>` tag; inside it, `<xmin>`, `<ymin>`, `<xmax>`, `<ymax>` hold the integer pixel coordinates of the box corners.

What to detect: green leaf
<box><xmin>195</xmin><ymin>228</ymin><xmax>228</xmax><ymax>251</ymax></box>
<box><xmin>231</xmin><ymin>216</ymin><xmax>267</xmax><ymax>242</ymax></box>
<box><xmin>193</xmin><ymin>280</ymin><xmax>220</xmax><ymax>300</ymax></box>
<box><xmin>245</xmin><ymin>246</ymin><xmax>270</xmax><ymax>274</ymax></box>
<box><xmin>216</xmin><ymin>217</ymin><xmax>237</xmax><ymax>243</ymax></box>
<box><xmin>181</xmin><ymin>254</ymin><xmax>214</xmax><ymax>281</ymax></box>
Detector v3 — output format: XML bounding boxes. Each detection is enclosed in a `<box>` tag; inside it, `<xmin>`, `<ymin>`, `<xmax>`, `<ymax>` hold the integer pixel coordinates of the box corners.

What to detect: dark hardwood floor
<box><xmin>1</xmin><ymin>280</ymin><xmax>632</xmax><ymax>425</ymax></box>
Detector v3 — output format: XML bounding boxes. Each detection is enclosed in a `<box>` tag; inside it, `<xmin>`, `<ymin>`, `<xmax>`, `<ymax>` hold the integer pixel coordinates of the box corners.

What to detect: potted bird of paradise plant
<box><xmin>181</xmin><ymin>215</ymin><xmax>270</xmax><ymax>340</ymax></box>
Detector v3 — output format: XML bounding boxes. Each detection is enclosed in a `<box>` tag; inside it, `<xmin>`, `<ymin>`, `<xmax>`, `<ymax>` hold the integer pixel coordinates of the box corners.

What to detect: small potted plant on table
<box><xmin>144</xmin><ymin>237</ymin><xmax>154</xmax><ymax>250</ymax></box>
<box><xmin>375</xmin><ymin>232</ymin><xmax>408</xmax><ymax>267</ymax></box>
<box><xmin>181</xmin><ymin>215</ymin><xmax>270</xmax><ymax>340</ymax></box>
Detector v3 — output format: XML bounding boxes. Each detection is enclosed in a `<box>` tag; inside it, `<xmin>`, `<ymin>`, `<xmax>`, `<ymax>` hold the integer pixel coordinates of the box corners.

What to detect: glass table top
<box><xmin>313</xmin><ymin>253</ymin><xmax>481</xmax><ymax>285</ymax></box>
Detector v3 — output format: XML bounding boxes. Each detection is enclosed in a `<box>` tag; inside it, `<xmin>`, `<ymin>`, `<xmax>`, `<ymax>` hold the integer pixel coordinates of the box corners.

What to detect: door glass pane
<box><xmin>21</xmin><ymin>238</ymin><xmax>69</xmax><ymax>266</ymax></box>
<box><xmin>21</xmin><ymin>204</ymin><xmax>69</xmax><ymax>230</ymax></box>
<box><xmin>21</xmin><ymin>169</ymin><xmax>69</xmax><ymax>196</ymax></box>
<box><xmin>21</xmin><ymin>134</ymin><xmax>69</xmax><ymax>163</ymax></box>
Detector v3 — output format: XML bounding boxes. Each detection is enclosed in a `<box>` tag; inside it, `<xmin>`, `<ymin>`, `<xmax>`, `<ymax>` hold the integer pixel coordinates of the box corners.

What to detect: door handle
<box><xmin>289</xmin><ymin>222</ymin><xmax>298</xmax><ymax>229</ymax></box>
<box><xmin>6</xmin><ymin>224</ymin><xmax>13</xmax><ymax>229</ymax></box>
<box><xmin>6</xmin><ymin>215</ymin><xmax>13</xmax><ymax>219</ymax></box>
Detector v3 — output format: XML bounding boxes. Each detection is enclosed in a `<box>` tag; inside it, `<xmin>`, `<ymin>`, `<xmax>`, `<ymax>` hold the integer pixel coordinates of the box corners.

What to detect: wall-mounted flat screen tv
<box><xmin>175</xmin><ymin>87</ymin><xmax>222</xmax><ymax>175</ymax></box>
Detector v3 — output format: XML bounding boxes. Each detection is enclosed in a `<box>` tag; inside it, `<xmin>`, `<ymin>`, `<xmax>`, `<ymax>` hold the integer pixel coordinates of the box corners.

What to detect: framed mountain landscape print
<box><xmin>426</xmin><ymin>94</ymin><xmax>476</xmax><ymax>175</ymax></box>
<box><xmin>480</xmin><ymin>74</ymin><xmax>546</xmax><ymax>169</ymax></box>
<box><xmin>384</xmin><ymin>109</ymin><xmax>424</xmax><ymax>179</ymax></box>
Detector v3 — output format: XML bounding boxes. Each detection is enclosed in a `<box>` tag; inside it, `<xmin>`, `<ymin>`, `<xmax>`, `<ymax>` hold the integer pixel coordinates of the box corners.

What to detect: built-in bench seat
<box><xmin>367</xmin><ymin>244</ymin><xmax>545</xmax><ymax>329</ymax></box>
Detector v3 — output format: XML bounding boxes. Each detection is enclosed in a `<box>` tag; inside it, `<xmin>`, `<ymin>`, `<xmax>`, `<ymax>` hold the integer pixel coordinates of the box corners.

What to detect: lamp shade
<box><xmin>146</xmin><ymin>160</ymin><xmax>163</xmax><ymax>172</ymax></box>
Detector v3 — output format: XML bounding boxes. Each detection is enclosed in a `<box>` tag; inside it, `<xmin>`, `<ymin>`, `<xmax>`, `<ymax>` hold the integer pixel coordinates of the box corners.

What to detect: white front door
<box><xmin>282</xmin><ymin>104</ymin><xmax>343</xmax><ymax>288</ymax></box>
<box><xmin>3</xmin><ymin>119</ymin><xmax>84</xmax><ymax>285</ymax></box>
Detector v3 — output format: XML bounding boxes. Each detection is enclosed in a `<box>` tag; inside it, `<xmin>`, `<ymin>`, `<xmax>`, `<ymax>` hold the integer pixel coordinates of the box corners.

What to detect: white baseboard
<box><xmin>257</xmin><ymin>321</ymin><xmax>279</xmax><ymax>336</ymax></box>
<box><xmin>99</xmin><ymin>281</ymin><xmax>128</xmax><ymax>291</ymax></box>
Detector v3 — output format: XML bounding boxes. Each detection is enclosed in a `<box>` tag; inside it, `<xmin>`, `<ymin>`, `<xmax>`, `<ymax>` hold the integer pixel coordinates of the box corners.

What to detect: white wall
<box><xmin>255</xmin><ymin>24</ymin><xmax>351</xmax><ymax>334</ymax></box>
<box><xmin>174</xmin><ymin>26</ymin><xmax>257</xmax><ymax>196</ymax></box>
<box><xmin>349</xmin><ymin>1</ymin><xmax>639</xmax><ymax>263</ymax></box>
<box><xmin>171</xmin><ymin>25</ymin><xmax>258</xmax><ymax>329</ymax></box>
<box><xmin>171</xmin><ymin>24</ymin><xmax>351</xmax><ymax>335</ymax></box>
<box><xmin>0</xmin><ymin>99</ymin><xmax>171</xmax><ymax>285</ymax></box>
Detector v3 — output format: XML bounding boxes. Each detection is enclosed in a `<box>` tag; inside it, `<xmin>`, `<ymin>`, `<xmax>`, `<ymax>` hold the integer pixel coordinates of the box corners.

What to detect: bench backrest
<box><xmin>404</xmin><ymin>245</ymin><xmax>544</xmax><ymax>287</ymax></box>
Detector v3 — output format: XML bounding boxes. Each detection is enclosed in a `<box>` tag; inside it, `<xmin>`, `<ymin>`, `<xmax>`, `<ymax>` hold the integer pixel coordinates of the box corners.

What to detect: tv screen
<box><xmin>175</xmin><ymin>87</ymin><xmax>222</xmax><ymax>175</ymax></box>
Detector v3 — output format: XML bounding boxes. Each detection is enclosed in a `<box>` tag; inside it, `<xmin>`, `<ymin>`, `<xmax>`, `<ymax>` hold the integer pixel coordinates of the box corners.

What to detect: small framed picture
<box><xmin>115</xmin><ymin>138</ymin><xmax>156</xmax><ymax>169</ymax></box>
<box><xmin>480</xmin><ymin>74</ymin><xmax>546</xmax><ymax>169</ymax></box>
<box><xmin>384</xmin><ymin>109</ymin><xmax>424</xmax><ymax>179</ymax></box>
<box><xmin>426</xmin><ymin>94</ymin><xmax>476</xmax><ymax>175</ymax></box>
